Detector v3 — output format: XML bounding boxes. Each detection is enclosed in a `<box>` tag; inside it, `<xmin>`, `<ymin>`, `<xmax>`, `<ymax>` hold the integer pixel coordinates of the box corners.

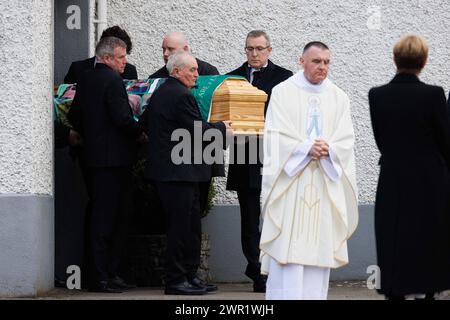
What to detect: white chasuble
<box><xmin>260</xmin><ymin>71</ymin><xmax>358</xmax><ymax>274</ymax></box>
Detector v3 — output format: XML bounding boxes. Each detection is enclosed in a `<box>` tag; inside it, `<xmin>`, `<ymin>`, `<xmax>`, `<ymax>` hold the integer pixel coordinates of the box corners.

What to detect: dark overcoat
<box><xmin>369</xmin><ymin>73</ymin><xmax>450</xmax><ymax>296</ymax></box>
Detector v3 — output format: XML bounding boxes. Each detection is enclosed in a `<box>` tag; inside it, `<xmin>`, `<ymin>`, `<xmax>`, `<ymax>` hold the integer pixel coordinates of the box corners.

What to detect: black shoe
<box><xmin>165</xmin><ymin>281</ymin><xmax>207</xmax><ymax>295</ymax></box>
<box><xmin>88</xmin><ymin>281</ymin><xmax>123</xmax><ymax>293</ymax></box>
<box><xmin>108</xmin><ymin>276</ymin><xmax>136</xmax><ymax>290</ymax></box>
<box><xmin>189</xmin><ymin>277</ymin><xmax>218</xmax><ymax>292</ymax></box>
<box><xmin>245</xmin><ymin>268</ymin><xmax>267</xmax><ymax>293</ymax></box>
<box><xmin>425</xmin><ymin>293</ymin><xmax>436</xmax><ymax>300</ymax></box>
<box><xmin>386</xmin><ymin>294</ymin><xmax>405</xmax><ymax>300</ymax></box>
<box><xmin>415</xmin><ymin>293</ymin><xmax>435</xmax><ymax>300</ymax></box>
<box><xmin>253</xmin><ymin>282</ymin><xmax>266</xmax><ymax>293</ymax></box>
<box><xmin>253</xmin><ymin>276</ymin><xmax>267</xmax><ymax>293</ymax></box>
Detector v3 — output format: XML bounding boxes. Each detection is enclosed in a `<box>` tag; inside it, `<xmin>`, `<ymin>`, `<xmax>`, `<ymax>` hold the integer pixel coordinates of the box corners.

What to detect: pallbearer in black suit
<box><xmin>64</xmin><ymin>25</ymin><xmax>138</xmax><ymax>83</ymax></box>
<box><xmin>148</xmin><ymin>31</ymin><xmax>219</xmax><ymax>79</ymax></box>
<box><xmin>140</xmin><ymin>52</ymin><xmax>232</xmax><ymax>295</ymax></box>
<box><xmin>369</xmin><ymin>35</ymin><xmax>450</xmax><ymax>300</ymax></box>
<box><xmin>68</xmin><ymin>37</ymin><xmax>145</xmax><ymax>293</ymax></box>
<box><xmin>148</xmin><ymin>31</ymin><xmax>222</xmax><ymax>219</ymax></box>
<box><xmin>62</xmin><ymin>26</ymin><xmax>139</xmax><ymax>290</ymax></box>
<box><xmin>226</xmin><ymin>30</ymin><xmax>293</xmax><ymax>292</ymax></box>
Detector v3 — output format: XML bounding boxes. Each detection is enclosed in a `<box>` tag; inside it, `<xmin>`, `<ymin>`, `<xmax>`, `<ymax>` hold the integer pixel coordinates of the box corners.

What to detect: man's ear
<box><xmin>103</xmin><ymin>54</ymin><xmax>112</xmax><ymax>64</ymax></box>
<box><xmin>299</xmin><ymin>56</ymin><xmax>305</xmax><ymax>67</ymax></box>
<box><xmin>172</xmin><ymin>67</ymin><xmax>179</xmax><ymax>78</ymax></box>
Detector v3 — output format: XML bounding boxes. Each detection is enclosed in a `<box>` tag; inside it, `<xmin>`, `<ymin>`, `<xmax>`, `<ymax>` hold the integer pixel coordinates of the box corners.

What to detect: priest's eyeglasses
<box><xmin>245</xmin><ymin>46</ymin><xmax>270</xmax><ymax>53</ymax></box>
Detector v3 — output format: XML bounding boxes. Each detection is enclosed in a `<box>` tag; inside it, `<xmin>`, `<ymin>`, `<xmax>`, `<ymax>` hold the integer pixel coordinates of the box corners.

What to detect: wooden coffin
<box><xmin>210</xmin><ymin>78</ymin><xmax>267</xmax><ymax>135</ymax></box>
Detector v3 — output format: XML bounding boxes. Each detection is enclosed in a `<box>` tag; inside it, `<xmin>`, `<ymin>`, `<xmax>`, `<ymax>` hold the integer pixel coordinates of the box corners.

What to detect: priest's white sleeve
<box><xmin>284</xmin><ymin>142</ymin><xmax>343</xmax><ymax>181</ymax></box>
<box><xmin>320</xmin><ymin>149</ymin><xmax>343</xmax><ymax>182</ymax></box>
<box><xmin>284</xmin><ymin>141</ymin><xmax>314</xmax><ymax>177</ymax></box>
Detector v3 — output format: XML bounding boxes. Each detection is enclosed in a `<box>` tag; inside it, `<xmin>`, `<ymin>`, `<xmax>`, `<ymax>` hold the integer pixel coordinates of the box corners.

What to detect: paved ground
<box><xmin>24</xmin><ymin>281</ymin><xmax>382</xmax><ymax>300</ymax></box>
<box><xmin>4</xmin><ymin>281</ymin><xmax>450</xmax><ymax>300</ymax></box>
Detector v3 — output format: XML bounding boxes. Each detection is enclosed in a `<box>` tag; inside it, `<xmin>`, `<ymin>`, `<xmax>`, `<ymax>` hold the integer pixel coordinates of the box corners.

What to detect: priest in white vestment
<box><xmin>259</xmin><ymin>41</ymin><xmax>358</xmax><ymax>300</ymax></box>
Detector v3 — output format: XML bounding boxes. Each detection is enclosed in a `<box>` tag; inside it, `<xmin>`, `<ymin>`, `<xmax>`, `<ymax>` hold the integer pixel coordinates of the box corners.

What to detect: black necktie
<box><xmin>252</xmin><ymin>70</ymin><xmax>262</xmax><ymax>85</ymax></box>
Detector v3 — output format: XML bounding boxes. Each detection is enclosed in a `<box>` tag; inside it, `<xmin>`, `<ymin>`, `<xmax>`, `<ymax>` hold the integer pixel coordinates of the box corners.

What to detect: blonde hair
<box><xmin>393</xmin><ymin>35</ymin><xmax>428</xmax><ymax>71</ymax></box>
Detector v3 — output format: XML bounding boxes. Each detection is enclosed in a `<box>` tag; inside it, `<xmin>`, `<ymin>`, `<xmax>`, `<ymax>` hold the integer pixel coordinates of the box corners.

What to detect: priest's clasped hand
<box><xmin>309</xmin><ymin>139</ymin><xmax>329</xmax><ymax>160</ymax></box>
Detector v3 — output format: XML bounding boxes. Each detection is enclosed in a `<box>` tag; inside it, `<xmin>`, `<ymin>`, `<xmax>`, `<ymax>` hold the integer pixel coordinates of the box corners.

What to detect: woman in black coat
<box><xmin>369</xmin><ymin>35</ymin><xmax>450</xmax><ymax>300</ymax></box>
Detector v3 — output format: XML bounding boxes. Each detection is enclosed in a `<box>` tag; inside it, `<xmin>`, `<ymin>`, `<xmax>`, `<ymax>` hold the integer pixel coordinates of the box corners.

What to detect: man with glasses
<box><xmin>226</xmin><ymin>30</ymin><xmax>292</xmax><ymax>293</ymax></box>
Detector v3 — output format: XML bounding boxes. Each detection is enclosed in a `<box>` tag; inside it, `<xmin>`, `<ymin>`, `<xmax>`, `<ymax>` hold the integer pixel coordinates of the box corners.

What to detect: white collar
<box><xmin>291</xmin><ymin>70</ymin><xmax>332</xmax><ymax>94</ymax></box>
<box><xmin>248</xmin><ymin>62</ymin><xmax>268</xmax><ymax>72</ymax></box>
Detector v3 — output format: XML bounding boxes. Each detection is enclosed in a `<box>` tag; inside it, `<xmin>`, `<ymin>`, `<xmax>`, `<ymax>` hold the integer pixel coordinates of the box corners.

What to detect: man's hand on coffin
<box><xmin>68</xmin><ymin>129</ymin><xmax>82</xmax><ymax>146</ymax></box>
<box><xmin>223</xmin><ymin>120</ymin><xmax>234</xmax><ymax>134</ymax></box>
<box><xmin>137</xmin><ymin>132</ymin><xmax>149</xmax><ymax>144</ymax></box>
<box><xmin>128</xmin><ymin>94</ymin><xmax>141</xmax><ymax>116</ymax></box>
<box><xmin>222</xmin><ymin>121</ymin><xmax>234</xmax><ymax>146</ymax></box>
<box><xmin>223</xmin><ymin>120</ymin><xmax>233</xmax><ymax>130</ymax></box>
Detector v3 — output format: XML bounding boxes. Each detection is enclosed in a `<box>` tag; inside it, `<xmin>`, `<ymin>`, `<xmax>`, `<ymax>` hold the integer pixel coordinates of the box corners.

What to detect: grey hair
<box><xmin>95</xmin><ymin>36</ymin><xmax>127</xmax><ymax>58</ymax></box>
<box><xmin>246</xmin><ymin>30</ymin><xmax>271</xmax><ymax>47</ymax></box>
<box><xmin>167</xmin><ymin>52</ymin><xmax>195</xmax><ymax>74</ymax></box>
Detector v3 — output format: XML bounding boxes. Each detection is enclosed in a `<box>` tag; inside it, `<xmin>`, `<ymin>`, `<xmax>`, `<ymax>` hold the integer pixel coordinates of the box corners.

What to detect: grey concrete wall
<box><xmin>0</xmin><ymin>195</ymin><xmax>54</xmax><ymax>297</ymax></box>
<box><xmin>203</xmin><ymin>205</ymin><xmax>376</xmax><ymax>282</ymax></box>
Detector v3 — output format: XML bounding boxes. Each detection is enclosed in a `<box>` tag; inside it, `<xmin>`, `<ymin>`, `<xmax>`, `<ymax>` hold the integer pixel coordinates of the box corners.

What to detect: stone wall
<box><xmin>108</xmin><ymin>0</ymin><xmax>450</xmax><ymax>205</ymax></box>
<box><xmin>0</xmin><ymin>0</ymin><xmax>54</xmax><ymax>195</ymax></box>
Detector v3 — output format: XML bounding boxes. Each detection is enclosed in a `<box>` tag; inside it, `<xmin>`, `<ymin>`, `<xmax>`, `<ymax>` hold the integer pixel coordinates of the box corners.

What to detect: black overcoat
<box><xmin>369</xmin><ymin>73</ymin><xmax>450</xmax><ymax>296</ymax></box>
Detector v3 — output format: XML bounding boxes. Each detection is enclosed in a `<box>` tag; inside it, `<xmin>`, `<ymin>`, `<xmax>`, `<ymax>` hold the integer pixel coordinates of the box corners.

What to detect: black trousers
<box><xmin>198</xmin><ymin>179</ymin><xmax>211</xmax><ymax>216</ymax></box>
<box><xmin>88</xmin><ymin>167</ymin><xmax>132</xmax><ymax>283</ymax></box>
<box><xmin>154</xmin><ymin>181</ymin><xmax>201</xmax><ymax>286</ymax></box>
<box><xmin>79</xmin><ymin>158</ymin><xmax>93</xmax><ymax>286</ymax></box>
<box><xmin>237</xmin><ymin>188</ymin><xmax>263</xmax><ymax>282</ymax></box>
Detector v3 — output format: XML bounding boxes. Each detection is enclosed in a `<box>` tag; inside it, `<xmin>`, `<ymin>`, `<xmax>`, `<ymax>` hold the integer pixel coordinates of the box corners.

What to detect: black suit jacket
<box><xmin>148</xmin><ymin>58</ymin><xmax>225</xmax><ymax>177</ymax></box>
<box><xmin>140</xmin><ymin>77</ymin><xmax>226</xmax><ymax>182</ymax></box>
<box><xmin>67</xmin><ymin>63</ymin><xmax>142</xmax><ymax>167</ymax></box>
<box><xmin>148</xmin><ymin>58</ymin><xmax>219</xmax><ymax>78</ymax></box>
<box><xmin>64</xmin><ymin>57</ymin><xmax>138</xmax><ymax>83</ymax></box>
<box><xmin>55</xmin><ymin>120</ymin><xmax>70</xmax><ymax>149</ymax></box>
<box><xmin>369</xmin><ymin>73</ymin><xmax>450</xmax><ymax>295</ymax></box>
<box><xmin>226</xmin><ymin>60</ymin><xmax>293</xmax><ymax>190</ymax></box>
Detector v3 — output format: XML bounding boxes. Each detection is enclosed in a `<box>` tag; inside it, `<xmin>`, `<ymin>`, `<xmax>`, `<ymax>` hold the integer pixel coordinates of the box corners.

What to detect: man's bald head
<box><xmin>162</xmin><ymin>31</ymin><xmax>190</xmax><ymax>64</ymax></box>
